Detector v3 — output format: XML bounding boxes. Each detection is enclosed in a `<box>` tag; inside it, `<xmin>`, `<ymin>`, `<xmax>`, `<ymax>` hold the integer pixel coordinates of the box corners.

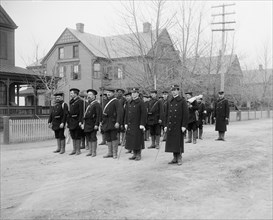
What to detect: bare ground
<box><xmin>0</xmin><ymin>119</ymin><xmax>272</xmax><ymax>219</ymax></box>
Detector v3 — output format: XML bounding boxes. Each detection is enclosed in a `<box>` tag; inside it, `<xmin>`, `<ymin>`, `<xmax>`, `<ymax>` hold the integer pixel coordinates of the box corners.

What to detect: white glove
<box><xmin>139</xmin><ymin>125</ymin><xmax>145</xmax><ymax>131</ymax></box>
<box><xmin>164</xmin><ymin>127</ymin><xmax>167</xmax><ymax>132</ymax></box>
<box><xmin>181</xmin><ymin>127</ymin><xmax>186</xmax><ymax>132</ymax></box>
<box><xmin>125</xmin><ymin>124</ymin><xmax>128</xmax><ymax>130</ymax></box>
<box><xmin>59</xmin><ymin>123</ymin><xmax>64</xmax><ymax>129</ymax></box>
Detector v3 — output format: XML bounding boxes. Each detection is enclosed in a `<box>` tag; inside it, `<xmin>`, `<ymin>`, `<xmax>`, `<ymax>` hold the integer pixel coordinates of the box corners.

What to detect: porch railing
<box><xmin>0</xmin><ymin>106</ymin><xmax>51</xmax><ymax>116</ymax></box>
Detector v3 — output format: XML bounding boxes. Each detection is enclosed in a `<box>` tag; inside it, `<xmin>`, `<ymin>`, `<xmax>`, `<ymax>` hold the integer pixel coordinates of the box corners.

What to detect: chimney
<box><xmin>143</xmin><ymin>22</ymin><xmax>151</xmax><ymax>33</ymax></box>
<box><xmin>259</xmin><ymin>64</ymin><xmax>263</xmax><ymax>70</ymax></box>
<box><xmin>76</xmin><ymin>23</ymin><xmax>84</xmax><ymax>33</ymax></box>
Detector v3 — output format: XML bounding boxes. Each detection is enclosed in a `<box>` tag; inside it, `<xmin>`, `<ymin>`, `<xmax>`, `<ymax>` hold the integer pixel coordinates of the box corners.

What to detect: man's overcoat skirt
<box><xmin>124</xmin><ymin>98</ymin><xmax>147</xmax><ymax>150</ymax></box>
<box><xmin>101</xmin><ymin>98</ymin><xmax>122</xmax><ymax>132</ymax></box>
<box><xmin>165</xmin><ymin>96</ymin><xmax>189</xmax><ymax>153</ymax></box>
<box><xmin>213</xmin><ymin>98</ymin><xmax>230</xmax><ymax>132</ymax></box>
<box><xmin>68</xmin><ymin>97</ymin><xmax>84</xmax><ymax>130</ymax></box>
<box><xmin>83</xmin><ymin>101</ymin><xmax>102</xmax><ymax>132</ymax></box>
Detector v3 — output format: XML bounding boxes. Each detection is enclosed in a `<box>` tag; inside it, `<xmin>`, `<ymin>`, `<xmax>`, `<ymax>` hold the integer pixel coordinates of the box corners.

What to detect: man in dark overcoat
<box><xmin>67</xmin><ymin>88</ymin><xmax>84</xmax><ymax>155</ymax></box>
<box><xmin>147</xmin><ymin>90</ymin><xmax>164</xmax><ymax>149</ymax></box>
<box><xmin>79</xmin><ymin>91</ymin><xmax>88</xmax><ymax>150</ymax></box>
<box><xmin>48</xmin><ymin>92</ymin><xmax>68</xmax><ymax>154</ymax></box>
<box><xmin>124</xmin><ymin>88</ymin><xmax>147</xmax><ymax>161</ymax></box>
<box><xmin>82</xmin><ymin>89</ymin><xmax>102</xmax><ymax>157</ymax></box>
<box><xmin>101</xmin><ymin>88</ymin><xmax>122</xmax><ymax>159</ymax></box>
<box><xmin>213</xmin><ymin>91</ymin><xmax>230</xmax><ymax>141</ymax></box>
<box><xmin>124</xmin><ymin>90</ymin><xmax>133</xmax><ymax>154</ymax></box>
<box><xmin>142</xmin><ymin>94</ymin><xmax>150</xmax><ymax>141</ymax></box>
<box><xmin>164</xmin><ymin>85</ymin><xmax>189</xmax><ymax>166</ymax></box>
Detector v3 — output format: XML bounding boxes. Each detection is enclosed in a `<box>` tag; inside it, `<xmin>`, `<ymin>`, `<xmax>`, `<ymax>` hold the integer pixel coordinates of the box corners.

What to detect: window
<box><xmin>59</xmin><ymin>66</ymin><xmax>65</xmax><ymax>77</ymax></box>
<box><xmin>73</xmin><ymin>45</ymin><xmax>79</xmax><ymax>58</ymax></box>
<box><xmin>0</xmin><ymin>31</ymin><xmax>7</xmax><ymax>59</ymax></box>
<box><xmin>103</xmin><ymin>64</ymin><xmax>125</xmax><ymax>80</ymax></box>
<box><xmin>93</xmin><ymin>63</ymin><xmax>101</xmax><ymax>79</ymax></box>
<box><xmin>0</xmin><ymin>81</ymin><xmax>7</xmax><ymax>105</ymax></box>
<box><xmin>58</xmin><ymin>47</ymin><xmax>64</xmax><ymax>59</ymax></box>
<box><xmin>71</xmin><ymin>64</ymin><xmax>81</xmax><ymax>80</ymax></box>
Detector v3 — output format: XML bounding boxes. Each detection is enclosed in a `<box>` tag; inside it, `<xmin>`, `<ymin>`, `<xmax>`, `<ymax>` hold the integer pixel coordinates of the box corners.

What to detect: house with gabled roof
<box><xmin>183</xmin><ymin>54</ymin><xmax>243</xmax><ymax>103</ymax></box>
<box><xmin>38</xmin><ymin>22</ymin><xmax>179</xmax><ymax>102</ymax></box>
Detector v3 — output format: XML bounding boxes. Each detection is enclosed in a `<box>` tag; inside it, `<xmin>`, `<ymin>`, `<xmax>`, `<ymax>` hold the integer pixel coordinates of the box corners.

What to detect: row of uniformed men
<box><xmin>48</xmin><ymin>85</ymin><xmax>229</xmax><ymax>165</ymax></box>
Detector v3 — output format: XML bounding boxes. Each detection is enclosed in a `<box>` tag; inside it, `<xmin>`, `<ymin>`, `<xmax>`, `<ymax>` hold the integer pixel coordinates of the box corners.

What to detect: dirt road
<box><xmin>1</xmin><ymin>119</ymin><xmax>272</xmax><ymax>219</ymax></box>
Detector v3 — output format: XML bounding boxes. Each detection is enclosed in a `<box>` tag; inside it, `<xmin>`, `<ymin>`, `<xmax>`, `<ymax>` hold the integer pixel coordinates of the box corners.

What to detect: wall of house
<box><xmin>0</xmin><ymin>27</ymin><xmax>15</xmax><ymax>66</ymax></box>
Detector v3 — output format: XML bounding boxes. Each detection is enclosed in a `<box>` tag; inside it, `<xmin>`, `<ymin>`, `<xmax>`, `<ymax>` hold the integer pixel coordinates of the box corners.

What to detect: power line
<box><xmin>211</xmin><ymin>3</ymin><xmax>236</xmax><ymax>92</ymax></box>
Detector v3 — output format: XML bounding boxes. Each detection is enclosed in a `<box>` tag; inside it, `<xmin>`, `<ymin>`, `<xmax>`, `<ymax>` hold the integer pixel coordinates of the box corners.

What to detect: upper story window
<box><xmin>71</xmin><ymin>64</ymin><xmax>81</xmax><ymax>80</ymax></box>
<box><xmin>93</xmin><ymin>63</ymin><xmax>101</xmax><ymax>79</ymax></box>
<box><xmin>103</xmin><ymin>64</ymin><xmax>125</xmax><ymax>80</ymax></box>
<box><xmin>0</xmin><ymin>31</ymin><xmax>8</xmax><ymax>59</ymax></box>
<box><xmin>73</xmin><ymin>45</ymin><xmax>79</xmax><ymax>58</ymax></box>
<box><xmin>58</xmin><ymin>47</ymin><xmax>64</xmax><ymax>59</ymax></box>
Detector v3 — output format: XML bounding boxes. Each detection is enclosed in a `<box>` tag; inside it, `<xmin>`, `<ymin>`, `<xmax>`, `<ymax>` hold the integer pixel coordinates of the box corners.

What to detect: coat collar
<box><xmin>171</xmin><ymin>95</ymin><xmax>182</xmax><ymax>102</ymax></box>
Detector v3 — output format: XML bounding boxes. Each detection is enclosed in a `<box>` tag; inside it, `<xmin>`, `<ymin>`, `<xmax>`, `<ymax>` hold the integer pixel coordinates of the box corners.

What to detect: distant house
<box><xmin>35</xmin><ymin>22</ymin><xmax>179</xmax><ymax>102</ymax></box>
<box><xmin>242</xmin><ymin>64</ymin><xmax>272</xmax><ymax>108</ymax></box>
<box><xmin>184</xmin><ymin>54</ymin><xmax>243</xmax><ymax>102</ymax></box>
<box><xmin>0</xmin><ymin>5</ymin><xmax>51</xmax><ymax>118</ymax></box>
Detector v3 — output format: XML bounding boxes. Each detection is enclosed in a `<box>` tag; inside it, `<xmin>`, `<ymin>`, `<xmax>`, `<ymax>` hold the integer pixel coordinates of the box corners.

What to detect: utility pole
<box><xmin>212</xmin><ymin>3</ymin><xmax>235</xmax><ymax>92</ymax></box>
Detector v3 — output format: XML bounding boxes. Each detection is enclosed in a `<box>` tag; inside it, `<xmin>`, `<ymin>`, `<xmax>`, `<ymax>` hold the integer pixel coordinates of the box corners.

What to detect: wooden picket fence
<box><xmin>9</xmin><ymin>118</ymin><xmax>54</xmax><ymax>143</ymax></box>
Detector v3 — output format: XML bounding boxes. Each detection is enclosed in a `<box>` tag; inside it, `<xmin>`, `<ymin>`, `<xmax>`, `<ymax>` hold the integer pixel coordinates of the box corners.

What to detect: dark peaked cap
<box><xmin>104</xmin><ymin>87</ymin><xmax>115</xmax><ymax>93</ymax></box>
<box><xmin>70</xmin><ymin>88</ymin><xmax>80</xmax><ymax>93</ymax></box>
<box><xmin>218</xmin><ymin>91</ymin><xmax>224</xmax><ymax>95</ymax></box>
<box><xmin>171</xmin><ymin>85</ymin><xmax>179</xmax><ymax>90</ymax></box>
<box><xmin>116</xmin><ymin>88</ymin><xmax>125</xmax><ymax>93</ymax></box>
<box><xmin>87</xmin><ymin>89</ymin><xmax>98</xmax><ymax>95</ymax></box>
<box><xmin>54</xmin><ymin>92</ymin><xmax>64</xmax><ymax>96</ymax></box>
<box><xmin>131</xmin><ymin>87</ymin><xmax>139</xmax><ymax>93</ymax></box>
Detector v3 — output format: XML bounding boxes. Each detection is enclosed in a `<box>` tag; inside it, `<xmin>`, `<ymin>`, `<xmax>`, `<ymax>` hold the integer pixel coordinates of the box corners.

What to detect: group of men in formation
<box><xmin>48</xmin><ymin>85</ymin><xmax>230</xmax><ymax>166</ymax></box>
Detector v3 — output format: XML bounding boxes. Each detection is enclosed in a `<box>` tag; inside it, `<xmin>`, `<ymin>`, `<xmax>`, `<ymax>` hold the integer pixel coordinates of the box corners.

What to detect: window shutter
<box><xmin>78</xmin><ymin>64</ymin><xmax>81</xmax><ymax>79</ymax></box>
<box><xmin>70</xmin><ymin>65</ymin><xmax>73</xmax><ymax>79</ymax></box>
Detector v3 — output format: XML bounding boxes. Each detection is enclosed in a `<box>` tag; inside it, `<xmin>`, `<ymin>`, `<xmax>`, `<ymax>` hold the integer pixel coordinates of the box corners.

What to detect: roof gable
<box><xmin>0</xmin><ymin>5</ymin><xmax>17</xmax><ymax>29</ymax></box>
<box><xmin>186</xmin><ymin>54</ymin><xmax>242</xmax><ymax>75</ymax></box>
<box><xmin>56</xmin><ymin>28</ymin><xmax>79</xmax><ymax>45</ymax></box>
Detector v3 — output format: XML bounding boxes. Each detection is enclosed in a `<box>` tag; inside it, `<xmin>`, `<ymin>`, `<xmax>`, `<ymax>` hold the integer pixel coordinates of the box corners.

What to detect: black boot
<box><xmin>92</xmin><ymin>141</ymin><xmax>97</xmax><ymax>157</ymax></box>
<box><xmin>185</xmin><ymin>131</ymin><xmax>192</xmax><ymax>143</ymax></box>
<box><xmin>148</xmin><ymin>136</ymin><xmax>156</xmax><ymax>148</ymax></box>
<box><xmin>168</xmin><ymin>153</ymin><xmax>177</xmax><ymax>164</ymax></box>
<box><xmin>69</xmin><ymin>139</ymin><xmax>76</xmax><ymax>155</ymax></box>
<box><xmin>177</xmin><ymin>153</ymin><xmax>182</xmax><ymax>166</ymax></box>
<box><xmin>76</xmin><ymin>139</ymin><xmax>81</xmax><ymax>155</ymax></box>
<box><xmin>86</xmin><ymin>141</ymin><xmax>92</xmax><ymax>156</ymax></box>
<box><xmin>59</xmin><ymin>139</ymin><xmax>66</xmax><ymax>154</ymax></box>
<box><xmin>135</xmin><ymin>150</ymin><xmax>141</xmax><ymax>161</ymax></box>
<box><xmin>155</xmin><ymin>135</ymin><xmax>160</xmax><ymax>149</ymax></box>
<box><xmin>215</xmin><ymin>131</ymin><xmax>222</xmax><ymax>141</ymax></box>
<box><xmin>193</xmin><ymin>130</ymin><xmax>197</xmax><ymax>144</ymax></box>
<box><xmin>220</xmin><ymin>132</ymin><xmax>225</xmax><ymax>141</ymax></box>
<box><xmin>199</xmin><ymin>128</ymin><xmax>203</xmax><ymax>140</ymax></box>
<box><xmin>53</xmin><ymin>139</ymin><xmax>61</xmax><ymax>153</ymax></box>
<box><xmin>129</xmin><ymin>150</ymin><xmax>137</xmax><ymax>160</ymax></box>
<box><xmin>103</xmin><ymin>142</ymin><xmax>113</xmax><ymax>158</ymax></box>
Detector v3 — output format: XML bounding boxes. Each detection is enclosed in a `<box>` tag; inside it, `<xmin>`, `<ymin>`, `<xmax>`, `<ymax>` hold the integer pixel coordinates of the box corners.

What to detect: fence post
<box><xmin>3</xmin><ymin>116</ymin><xmax>10</xmax><ymax>144</ymax></box>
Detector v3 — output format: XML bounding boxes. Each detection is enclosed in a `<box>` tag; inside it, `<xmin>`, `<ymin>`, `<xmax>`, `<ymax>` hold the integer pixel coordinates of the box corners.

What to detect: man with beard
<box><xmin>48</xmin><ymin>92</ymin><xmax>68</xmax><ymax>154</ymax></box>
<box><xmin>213</xmin><ymin>91</ymin><xmax>230</xmax><ymax>141</ymax></box>
<box><xmin>124</xmin><ymin>88</ymin><xmax>147</xmax><ymax>161</ymax></box>
<box><xmin>164</xmin><ymin>85</ymin><xmax>188</xmax><ymax>166</ymax></box>
<box><xmin>101</xmin><ymin>88</ymin><xmax>122</xmax><ymax>159</ymax></box>
<box><xmin>82</xmin><ymin>89</ymin><xmax>102</xmax><ymax>157</ymax></box>
<box><xmin>68</xmin><ymin>88</ymin><xmax>84</xmax><ymax>155</ymax></box>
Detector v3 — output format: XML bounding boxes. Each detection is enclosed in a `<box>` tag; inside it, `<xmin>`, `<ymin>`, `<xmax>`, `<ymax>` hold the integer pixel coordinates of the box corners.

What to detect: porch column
<box><xmin>7</xmin><ymin>78</ymin><xmax>10</xmax><ymax>116</ymax></box>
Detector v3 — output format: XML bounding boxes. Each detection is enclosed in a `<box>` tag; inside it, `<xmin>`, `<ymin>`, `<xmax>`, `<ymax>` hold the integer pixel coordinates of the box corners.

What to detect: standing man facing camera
<box><xmin>82</xmin><ymin>89</ymin><xmax>102</xmax><ymax>157</ymax></box>
<box><xmin>48</xmin><ymin>92</ymin><xmax>68</xmax><ymax>154</ymax></box>
<box><xmin>124</xmin><ymin>88</ymin><xmax>147</xmax><ymax>161</ymax></box>
<box><xmin>101</xmin><ymin>88</ymin><xmax>122</xmax><ymax>159</ymax></box>
<box><xmin>164</xmin><ymin>85</ymin><xmax>188</xmax><ymax>166</ymax></box>
<box><xmin>67</xmin><ymin>88</ymin><xmax>84</xmax><ymax>155</ymax></box>
<box><xmin>213</xmin><ymin>91</ymin><xmax>230</xmax><ymax>141</ymax></box>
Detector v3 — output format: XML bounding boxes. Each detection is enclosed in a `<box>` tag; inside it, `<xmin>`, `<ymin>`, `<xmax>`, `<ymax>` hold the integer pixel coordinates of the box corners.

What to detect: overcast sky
<box><xmin>1</xmin><ymin>0</ymin><xmax>272</xmax><ymax>70</ymax></box>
